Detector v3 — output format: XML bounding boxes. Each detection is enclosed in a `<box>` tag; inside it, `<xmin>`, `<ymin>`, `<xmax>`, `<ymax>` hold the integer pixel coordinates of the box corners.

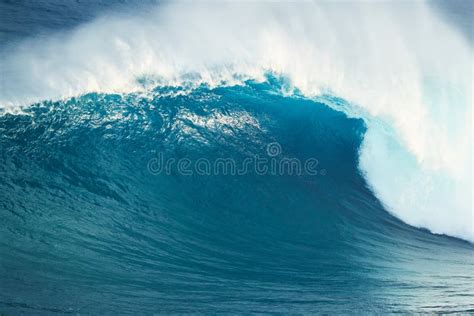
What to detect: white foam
<box><xmin>0</xmin><ymin>1</ymin><xmax>472</xmax><ymax>241</ymax></box>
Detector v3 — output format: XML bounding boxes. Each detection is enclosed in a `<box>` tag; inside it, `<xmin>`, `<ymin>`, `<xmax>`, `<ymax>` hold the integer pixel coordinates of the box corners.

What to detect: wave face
<box><xmin>0</xmin><ymin>0</ymin><xmax>473</xmax><ymax>313</ymax></box>
<box><xmin>1</xmin><ymin>80</ymin><xmax>473</xmax><ymax>313</ymax></box>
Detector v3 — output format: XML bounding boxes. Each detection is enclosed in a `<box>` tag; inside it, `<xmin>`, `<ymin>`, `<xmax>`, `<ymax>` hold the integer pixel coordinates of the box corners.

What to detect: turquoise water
<box><xmin>1</xmin><ymin>81</ymin><xmax>473</xmax><ymax>313</ymax></box>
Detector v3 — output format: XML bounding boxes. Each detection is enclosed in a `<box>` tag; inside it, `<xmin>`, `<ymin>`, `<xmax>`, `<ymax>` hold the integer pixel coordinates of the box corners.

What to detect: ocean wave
<box><xmin>0</xmin><ymin>1</ymin><xmax>472</xmax><ymax>243</ymax></box>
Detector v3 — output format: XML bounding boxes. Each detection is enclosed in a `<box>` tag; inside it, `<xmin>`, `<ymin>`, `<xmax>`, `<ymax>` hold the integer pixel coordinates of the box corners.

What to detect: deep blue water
<box><xmin>0</xmin><ymin>1</ymin><xmax>473</xmax><ymax>314</ymax></box>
